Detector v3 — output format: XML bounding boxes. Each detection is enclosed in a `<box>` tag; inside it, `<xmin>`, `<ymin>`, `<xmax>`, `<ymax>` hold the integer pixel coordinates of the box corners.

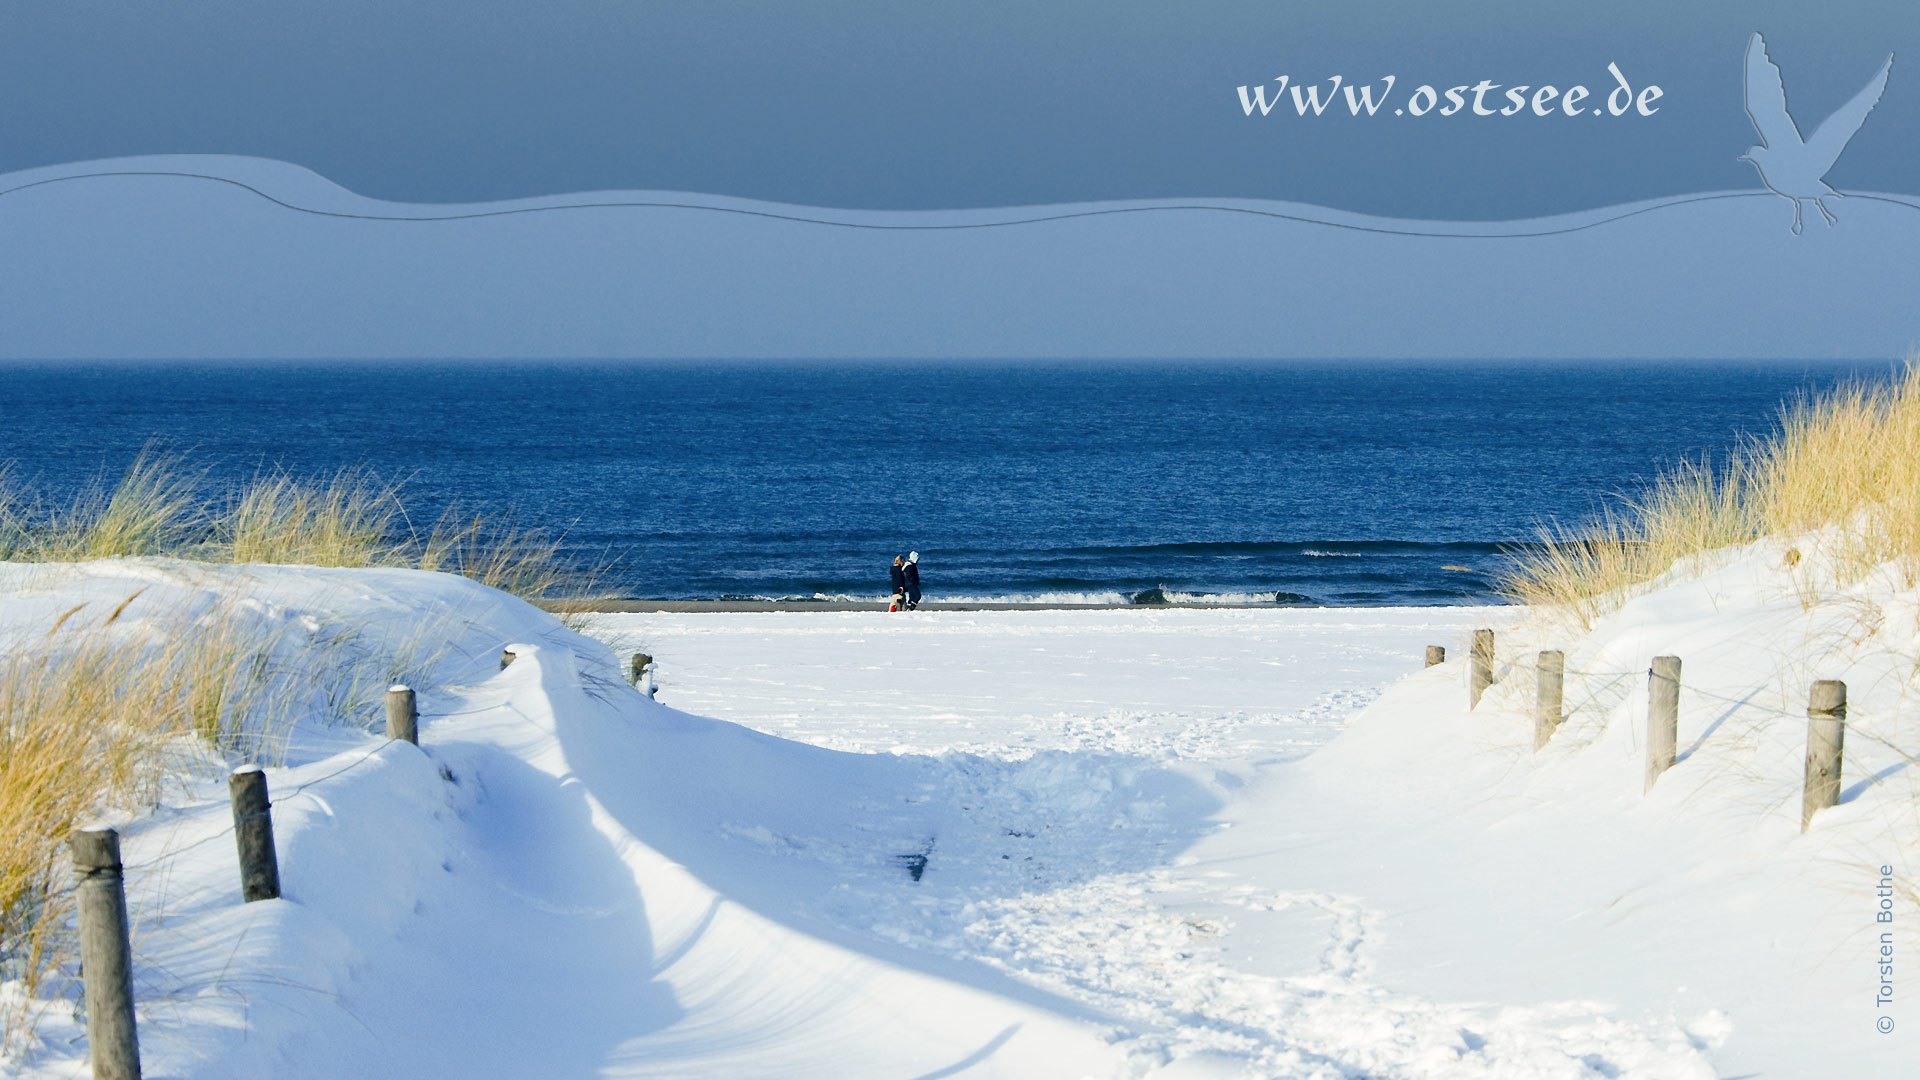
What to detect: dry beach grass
<box><xmin>1501</xmin><ymin>361</ymin><xmax>1920</xmax><ymax>624</ymax></box>
<box><xmin>0</xmin><ymin>450</ymin><xmax>570</xmax><ymax>600</ymax></box>
<box><xmin>0</xmin><ymin>601</ymin><xmax>244</xmax><ymax>1051</ymax></box>
<box><xmin>0</xmin><ymin>452</ymin><xmax>579</xmax><ymax>1053</ymax></box>
<box><xmin>0</xmin><ymin>582</ymin><xmax>478</xmax><ymax>1054</ymax></box>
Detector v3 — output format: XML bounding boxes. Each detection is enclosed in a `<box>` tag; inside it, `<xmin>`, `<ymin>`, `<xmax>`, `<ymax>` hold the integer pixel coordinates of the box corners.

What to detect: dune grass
<box><xmin>1500</xmin><ymin>363</ymin><xmax>1920</xmax><ymax>624</ymax></box>
<box><xmin>420</xmin><ymin>512</ymin><xmax>570</xmax><ymax>602</ymax></box>
<box><xmin>222</xmin><ymin>467</ymin><xmax>400</xmax><ymax>567</ymax></box>
<box><xmin>0</xmin><ymin>587</ymin><xmax>469</xmax><ymax>1054</ymax></box>
<box><xmin>0</xmin><ymin>601</ymin><xmax>250</xmax><ymax>1052</ymax></box>
<box><xmin>6</xmin><ymin>454</ymin><xmax>209</xmax><ymax>563</ymax></box>
<box><xmin>0</xmin><ymin>451</ymin><xmax>581</xmax><ymax>602</ymax></box>
<box><xmin>1</xmin><ymin>454</ymin><xmax>591</xmax><ymax>1053</ymax></box>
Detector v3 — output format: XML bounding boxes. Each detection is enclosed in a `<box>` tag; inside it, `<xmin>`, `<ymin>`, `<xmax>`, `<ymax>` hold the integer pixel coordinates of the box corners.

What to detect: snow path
<box><xmin>579</xmin><ymin>609</ymin><xmax>1735</xmax><ymax>1078</ymax></box>
<box><xmin>587</xmin><ymin>608</ymin><xmax>1478</xmax><ymax>760</ymax></box>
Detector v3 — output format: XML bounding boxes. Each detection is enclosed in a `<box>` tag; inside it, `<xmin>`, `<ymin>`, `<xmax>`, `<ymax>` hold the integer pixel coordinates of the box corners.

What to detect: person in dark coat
<box><xmin>903</xmin><ymin>551</ymin><xmax>923</xmax><ymax>610</ymax></box>
<box><xmin>889</xmin><ymin>556</ymin><xmax>907</xmax><ymax>610</ymax></box>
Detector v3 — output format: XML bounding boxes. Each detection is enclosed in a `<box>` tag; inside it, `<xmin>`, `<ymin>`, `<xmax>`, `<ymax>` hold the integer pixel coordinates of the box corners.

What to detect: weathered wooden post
<box><xmin>1645</xmin><ymin>656</ymin><xmax>1681</xmax><ymax>792</ymax></box>
<box><xmin>228</xmin><ymin>766</ymin><xmax>281</xmax><ymax>902</ymax></box>
<box><xmin>1468</xmin><ymin>629</ymin><xmax>1494</xmax><ymax>707</ymax></box>
<box><xmin>630</xmin><ymin>652</ymin><xmax>653</xmax><ymax>689</ymax></box>
<box><xmin>1802</xmin><ymin>680</ymin><xmax>1847</xmax><ymax>831</ymax></box>
<box><xmin>1425</xmin><ymin>645</ymin><xmax>1445</xmax><ymax>667</ymax></box>
<box><xmin>385</xmin><ymin>685</ymin><xmax>418</xmax><ymax>745</ymax></box>
<box><xmin>1534</xmin><ymin>650</ymin><xmax>1565</xmax><ymax>750</ymax></box>
<box><xmin>500</xmin><ymin>647</ymin><xmax>517</xmax><ymax>670</ymax></box>
<box><xmin>70</xmin><ymin>826</ymin><xmax>141</xmax><ymax>1080</ymax></box>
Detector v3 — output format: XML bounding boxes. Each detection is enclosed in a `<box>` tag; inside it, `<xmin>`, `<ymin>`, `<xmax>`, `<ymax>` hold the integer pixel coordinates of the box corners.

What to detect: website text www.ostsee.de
<box><xmin>1237</xmin><ymin>63</ymin><xmax>1662</xmax><ymax>118</ymax></box>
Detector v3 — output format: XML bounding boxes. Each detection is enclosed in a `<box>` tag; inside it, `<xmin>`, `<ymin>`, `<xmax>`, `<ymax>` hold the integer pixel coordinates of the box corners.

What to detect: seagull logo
<box><xmin>1741</xmin><ymin>32</ymin><xmax>1893</xmax><ymax>234</ymax></box>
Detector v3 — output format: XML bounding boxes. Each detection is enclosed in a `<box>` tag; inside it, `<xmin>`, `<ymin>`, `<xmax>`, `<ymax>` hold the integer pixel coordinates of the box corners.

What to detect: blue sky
<box><xmin>1</xmin><ymin>1</ymin><xmax>1914</xmax><ymax>218</ymax></box>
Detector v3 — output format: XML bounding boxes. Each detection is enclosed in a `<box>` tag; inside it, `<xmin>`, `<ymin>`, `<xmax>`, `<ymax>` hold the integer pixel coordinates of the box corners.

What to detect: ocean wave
<box><xmin>906</xmin><ymin>591</ymin><xmax>1136</xmax><ymax>606</ymax></box>
<box><xmin>1046</xmin><ymin>539</ymin><xmax>1513</xmax><ymax>558</ymax></box>
<box><xmin>1124</xmin><ymin>588</ymin><xmax>1318</xmax><ymax>606</ymax></box>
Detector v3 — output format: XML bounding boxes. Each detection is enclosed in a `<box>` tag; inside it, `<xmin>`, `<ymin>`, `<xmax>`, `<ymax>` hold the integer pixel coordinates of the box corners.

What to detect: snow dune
<box><xmin>3</xmin><ymin>552</ymin><xmax>1913</xmax><ymax>1077</ymax></box>
<box><xmin>2</xmin><ymin>562</ymin><xmax>1130</xmax><ymax>1078</ymax></box>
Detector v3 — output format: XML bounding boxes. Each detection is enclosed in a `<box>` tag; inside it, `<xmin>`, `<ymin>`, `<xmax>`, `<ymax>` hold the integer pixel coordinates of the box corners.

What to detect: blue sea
<box><xmin>0</xmin><ymin>360</ymin><xmax>1888</xmax><ymax>605</ymax></box>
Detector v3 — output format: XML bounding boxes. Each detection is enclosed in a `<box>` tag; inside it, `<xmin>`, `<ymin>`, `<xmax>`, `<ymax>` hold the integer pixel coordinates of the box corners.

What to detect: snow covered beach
<box><xmin>3</xmin><ymin>550</ymin><xmax>1913</xmax><ymax>1078</ymax></box>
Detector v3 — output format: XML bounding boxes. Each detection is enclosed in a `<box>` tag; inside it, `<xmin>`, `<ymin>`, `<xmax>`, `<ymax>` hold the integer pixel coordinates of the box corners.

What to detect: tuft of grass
<box><xmin>0</xmin><ymin>588</ymin><xmax>465</xmax><ymax>1053</ymax></box>
<box><xmin>1</xmin><ymin>453</ymin><xmax>591</xmax><ymax>603</ymax></box>
<box><xmin>222</xmin><ymin>468</ymin><xmax>402</xmax><ymax>568</ymax></box>
<box><xmin>0</xmin><ymin>467</ymin><xmax>26</xmax><ymax>561</ymax></box>
<box><xmin>31</xmin><ymin>450</ymin><xmax>209</xmax><ymax>562</ymax></box>
<box><xmin>0</xmin><ymin>603</ymin><xmax>211</xmax><ymax>1051</ymax></box>
<box><xmin>421</xmin><ymin>511</ymin><xmax>569</xmax><ymax>602</ymax></box>
<box><xmin>1501</xmin><ymin>363</ymin><xmax>1920</xmax><ymax>624</ymax></box>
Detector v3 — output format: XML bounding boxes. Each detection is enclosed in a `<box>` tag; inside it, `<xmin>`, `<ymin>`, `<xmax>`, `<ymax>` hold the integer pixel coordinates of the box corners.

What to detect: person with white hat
<box><xmin>903</xmin><ymin>551</ymin><xmax>923</xmax><ymax>610</ymax></box>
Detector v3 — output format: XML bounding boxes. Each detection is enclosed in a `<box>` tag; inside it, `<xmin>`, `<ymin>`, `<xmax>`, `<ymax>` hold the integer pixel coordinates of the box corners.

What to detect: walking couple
<box><xmin>889</xmin><ymin>552</ymin><xmax>922</xmax><ymax>611</ymax></box>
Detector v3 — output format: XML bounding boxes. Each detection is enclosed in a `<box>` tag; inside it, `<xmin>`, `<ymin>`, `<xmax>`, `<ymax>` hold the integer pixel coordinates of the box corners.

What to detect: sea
<box><xmin>0</xmin><ymin>360</ymin><xmax>1890</xmax><ymax>606</ymax></box>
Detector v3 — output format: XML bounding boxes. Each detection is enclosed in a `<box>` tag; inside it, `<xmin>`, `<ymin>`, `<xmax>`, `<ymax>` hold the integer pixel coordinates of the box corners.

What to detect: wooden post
<box><xmin>385</xmin><ymin>685</ymin><xmax>418</xmax><ymax>745</ymax></box>
<box><xmin>1645</xmin><ymin>656</ymin><xmax>1681</xmax><ymax>792</ymax></box>
<box><xmin>1468</xmin><ymin>629</ymin><xmax>1494</xmax><ymax>707</ymax></box>
<box><xmin>1802</xmin><ymin>680</ymin><xmax>1847</xmax><ymax>831</ymax></box>
<box><xmin>1534</xmin><ymin>650</ymin><xmax>1565</xmax><ymax>750</ymax></box>
<box><xmin>1425</xmin><ymin>645</ymin><xmax>1445</xmax><ymax>667</ymax></box>
<box><xmin>630</xmin><ymin>652</ymin><xmax>652</xmax><ymax>686</ymax></box>
<box><xmin>228</xmin><ymin>767</ymin><xmax>281</xmax><ymax>902</ymax></box>
<box><xmin>500</xmin><ymin>648</ymin><xmax>517</xmax><ymax>670</ymax></box>
<box><xmin>70</xmin><ymin>826</ymin><xmax>141</xmax><ymax>1080</ymax></box>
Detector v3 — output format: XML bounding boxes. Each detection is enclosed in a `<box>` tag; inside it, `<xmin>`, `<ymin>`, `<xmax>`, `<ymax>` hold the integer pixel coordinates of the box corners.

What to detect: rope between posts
<box><xmin>1489</xmin><ymin>655</ymin><xmax>1824</xmax><ymax>721</ymax></box>
<box><xmin>411</xmin><ymin>702</ymin><xmax>510</xmax><ymax>719</ymax></box>
<box><xmin>111</xmin><ymin>726</ymin><xmax>443</xmax><ymax>879</ymax></box>
<box><xmin>121</xmin><ymin>824</ymin><xmax>237</xmax><ymax>873</ymax></box>
<box><xmin>271</xmin><ymin>738</ymin><xmax>400</xmax><ymax>805</ymax></box>
<box><xmin>121</xmin><ymin>695</ymin><xmax>493</xmax><ymax>874</ymax></box>
<box><xmin>108</xmin><ymin>740</ymin><xmax>400</xmax><ymax>875</ymax></box>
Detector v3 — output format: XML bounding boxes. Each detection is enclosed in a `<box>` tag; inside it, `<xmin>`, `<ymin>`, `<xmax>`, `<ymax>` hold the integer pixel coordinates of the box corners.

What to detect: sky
<box><xmin>1</xmin><ymin>1</ymin><xmax>1916</xmax><ymax>219</ymax></box>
